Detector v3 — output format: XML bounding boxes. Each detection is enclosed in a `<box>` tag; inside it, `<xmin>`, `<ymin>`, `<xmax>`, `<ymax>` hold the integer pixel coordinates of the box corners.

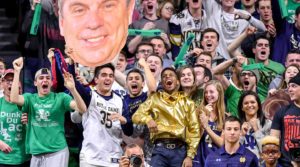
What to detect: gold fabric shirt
<box><xmin>132</xmin><ymin>91</ymin><xmax>200</xmax><ymax>158</ymax></box>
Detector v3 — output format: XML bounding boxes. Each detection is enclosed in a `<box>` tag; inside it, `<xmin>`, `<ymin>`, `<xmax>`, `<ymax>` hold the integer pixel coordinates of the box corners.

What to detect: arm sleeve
<box><xmin>132</xmin><ymin>95</ymin><xmax>155</xmax><ymax>125</ymax></box>
<box><xmin>271</xmin><ymin>0</ymin><xmax>286</xmax><ymax>33</ymax></box>
<box><xmin>271</xmin><ymin>107</ymin><xmax>285</xmax><ymax>130</ymax></box>
<box><xmin>248</xmin><ymin>16</ymin><xmax>266</xmax><ymax>32</ymax></box>
<box><xmin>62</xmin><ymin>93</ymin><xmax>73</xmax><ymax>112</ymax></box>
<box><xmin>21</xmin><ymin>93</ymin><xmax>31</xmax><ymax>113</ymax></box>
<box><xmin>186</xmin><ymin>100</ymin><xmax>201</xmax><ymax>158</ymax></box>
<box><xmin>121</xmin><ymin>101</ymin><xmax>134</xmax><ymax>136</ymax></box>
<box><xmin>250</xmin><ymin>154</ymin><xmax>259</xmax><ymax>166</ymax></box>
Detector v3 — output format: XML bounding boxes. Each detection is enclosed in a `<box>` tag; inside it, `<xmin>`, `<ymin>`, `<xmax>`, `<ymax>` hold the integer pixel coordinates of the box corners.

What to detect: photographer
<box><xmin>119</xmin><ymin>144</ymin><xmax>149</xmax><ymax>167</ymax></box>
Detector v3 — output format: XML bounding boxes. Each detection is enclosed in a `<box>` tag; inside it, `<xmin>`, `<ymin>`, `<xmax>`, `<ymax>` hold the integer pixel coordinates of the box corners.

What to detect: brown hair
<box><xmin>278</xmin><ymin>64</ymin><xmax>300</xmax><ymax>89</ymax></box>
<box><xmin>157</xmin><ymin>0</ymin><xmax>174</xmax><ymax>18</ymax></box>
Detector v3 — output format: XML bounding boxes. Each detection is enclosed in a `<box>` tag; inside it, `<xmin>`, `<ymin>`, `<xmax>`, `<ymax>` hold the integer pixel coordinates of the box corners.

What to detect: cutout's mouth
<box><xmin>206</xmin><ymin>43</ymin><xmax>212</xmax><ymax>47</ymax></box>
<box><xmin>192</xmin><ymin>0</ymin><xmax>198</xmax><ymax>3</ymax></box>
<box><xmin>150</xmin><ymin>68</ymin><xmax>156</xmax><ymax>73</ymax></box>
<box><xmin>261</xmin><ymin>51</ymin><xmax>266</xmax><ymax>55</ymax></box>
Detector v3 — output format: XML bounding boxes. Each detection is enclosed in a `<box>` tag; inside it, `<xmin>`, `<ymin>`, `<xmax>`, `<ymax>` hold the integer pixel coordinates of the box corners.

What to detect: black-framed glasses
<box><xmin>138</xmin><ymin>49</ymin><xmax>152</xmax><ymax>54</ymax></box>
<box><xmin>240</xmin><ymin>72</ymin><xmax>255</xmax><ymax>77</ymax></box>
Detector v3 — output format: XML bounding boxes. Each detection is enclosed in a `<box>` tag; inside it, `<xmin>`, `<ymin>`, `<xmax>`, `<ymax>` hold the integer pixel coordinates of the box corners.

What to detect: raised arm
<box><xmin>228</xmin><ymin>26</ymin><xmax>256</xmax><ymax>56</ymax></box>
<box><xmin>10</xmin><ymin>57</ymin><xmax>25</xmax><ymax>106</ymax></box>
<box><xmin>63</xmin><ymin>71</ymin><xmax>87</xmax><ymax>114</ymax></box>
<box><xmin>138</xmin><ymin>58</ymin><xmax>157</xmax><ymax>94</ymax></box>
<box><xmin>127</xmin><ymin>22</ymin><xmax>156</xmax><ymax>54</ymax></box>
<box><xmin>114</xmin><ymin>70</ymin><xmax>127</xmax><ymax>88</ymax></box>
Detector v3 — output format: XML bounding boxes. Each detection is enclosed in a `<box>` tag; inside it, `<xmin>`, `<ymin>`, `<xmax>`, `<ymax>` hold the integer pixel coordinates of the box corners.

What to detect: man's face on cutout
<box><xmin>59</xmin><ymin>0</ymin><xmax>135</xmax><ymax>67</ymax></box>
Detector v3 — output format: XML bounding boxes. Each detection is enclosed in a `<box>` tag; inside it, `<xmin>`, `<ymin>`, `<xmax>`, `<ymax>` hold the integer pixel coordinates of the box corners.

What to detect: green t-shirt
<box><xmin>22</xmin><ymin>92</ymin><xmax>72</xmax><ymax>155</ymax></box>
<box><xmin>225</xmin><ymin>84</ymin><xmax>242</xmax><ymax>117</ymax></box>
<box><xmin>279</xmin><ymin>0</ymin><xmax>300</xmax><ymax>23</ymax></box>
<box><xmin>225</xmin><ymin>84</ymin><xmax>266</xmax><ymax>118</ymax></box>
<box><xmin>248</xmin><ymin>58</ymin><xmax>285</xmax><ymax>101</ymax></box>
<box><xmin>0</xmin><ymin>97</ymin><xmax>30</xmax><ymax>165</ymax></box>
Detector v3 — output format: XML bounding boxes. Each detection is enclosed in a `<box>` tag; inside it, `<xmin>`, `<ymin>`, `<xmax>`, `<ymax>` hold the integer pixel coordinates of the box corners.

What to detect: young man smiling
<box><xmin>10</xmin><ymin>57</ymin><xmax>87</xmax><ymax>167</ymax></box>
<box><xmin>132</xmin><ymin>67</ymin><xmax>200</xmax><ymax>167</ymax></box>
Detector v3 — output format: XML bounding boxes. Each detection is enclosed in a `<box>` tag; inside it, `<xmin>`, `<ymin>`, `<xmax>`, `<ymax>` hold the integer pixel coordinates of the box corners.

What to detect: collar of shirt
<box><xmin>161</xmin><ymin>91</ymin><xmax>182</xmax><ymax>102</ymax></box>
<box><xmin>219</xmin><ymin>144</ymin><xmax>245</xmax><ymax>156</ymax></box>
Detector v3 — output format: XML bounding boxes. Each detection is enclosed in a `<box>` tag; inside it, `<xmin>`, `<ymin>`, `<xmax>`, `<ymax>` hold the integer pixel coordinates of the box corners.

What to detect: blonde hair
<box><xmin>261</xmin><ymin>135</ymin><xmax>280</xmax><ymax>147</ymax></box>
<box><xmin>200</xmin><ymin>80</ymin><xmax>225</xmax><ymax>131</ymax></box>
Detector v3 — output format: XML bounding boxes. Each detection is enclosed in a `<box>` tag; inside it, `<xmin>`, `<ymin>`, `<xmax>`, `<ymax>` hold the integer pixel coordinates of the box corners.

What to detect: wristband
<box><xmin>246</xmin><ymin>15</ymin><xmax>251</xmax><ymax>21</ymax></box>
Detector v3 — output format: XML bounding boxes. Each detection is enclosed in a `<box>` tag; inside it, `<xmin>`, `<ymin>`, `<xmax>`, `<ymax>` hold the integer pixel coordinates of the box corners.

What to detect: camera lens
<box><xmin>130</xmin><ymin>155</ymin><xmax>142</xmax><ymax>167</ymax></box>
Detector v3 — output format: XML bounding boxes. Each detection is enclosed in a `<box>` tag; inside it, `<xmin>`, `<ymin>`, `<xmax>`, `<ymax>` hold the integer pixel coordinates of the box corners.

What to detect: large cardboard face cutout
<box><xmin>59</xmin><ymin>0</ymin><xmax>135</xmax><ymax>67</ymax></box>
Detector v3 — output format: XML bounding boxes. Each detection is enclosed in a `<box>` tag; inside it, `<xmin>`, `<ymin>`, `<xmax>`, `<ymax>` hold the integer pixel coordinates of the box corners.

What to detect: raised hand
<box><xmin>245</xmin><ymin>26</ymin><xmax>256</xmax><ymax>36</ymax></box>
<box><xmin>63</xmin><ymin>71</ymin><xmax>75</xmax><ymax>91</ymax></box>
<box><xmin>13</xmin><ymin>57</ymin><xmax>24</xmax><ymax>71</ymax></box>
<box><xmin>31</xmin><ymin>0</ymin><xmax>41</xmax><ymax>10</ymax></box>
<box><xmin>138</xmin><ymin>57</ymin><xmax>148</xmax><ymax>69</ymax></box>
<box><xmin>190</xmin><ymin>48</ymin><xmax>203</xmax><ymax>57</ymax></box>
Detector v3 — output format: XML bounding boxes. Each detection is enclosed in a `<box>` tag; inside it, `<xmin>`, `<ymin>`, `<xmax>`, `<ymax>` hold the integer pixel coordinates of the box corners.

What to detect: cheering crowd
<box><xmin>1</xmin><ymin>0</ymin><xmax>300</xmax><ymax>166</ymax></box>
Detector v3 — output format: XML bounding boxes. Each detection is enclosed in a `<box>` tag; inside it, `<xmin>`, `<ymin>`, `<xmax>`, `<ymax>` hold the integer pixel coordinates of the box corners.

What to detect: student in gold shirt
<box><xmin>132</xmin><ymin>67</ymin><xmax>200</xmax><ymax>167</ymax></box>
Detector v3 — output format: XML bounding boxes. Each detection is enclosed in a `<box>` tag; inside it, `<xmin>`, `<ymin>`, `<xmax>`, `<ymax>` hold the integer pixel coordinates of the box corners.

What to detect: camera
<box><xmin>128</xmin><ymin>154</ymin><xmax>142</xmax><ymax>167</ymax></box>
<box><xmin>290</xmin><ymin>139</ymin><xmax>300</xmax><ymax>162</ymax></box>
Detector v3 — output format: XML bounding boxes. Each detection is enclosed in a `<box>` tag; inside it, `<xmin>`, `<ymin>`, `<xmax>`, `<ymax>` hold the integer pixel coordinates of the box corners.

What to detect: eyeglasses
<box><xmin>165</xmin><ymin>6</ymin><xmax>174</xmax><ymax>12</ymax></box>
<box><xmin>138</xmin><ymin>49</ymin><xmax>152</xmax><ymax>54</ymax></box>
<box><xmin>240</xmin><ymin>72</ymin><xmax>255</xmax><ymax>77</ymax></box>
<box><xmin>262</xmin><ymin>150</ymin><xmax>279</xmax><ymax>155</ymax></box>
<box><xmin>3</xmin><ymin>79</ymin><xmax>13</xmax><ymax>84</ymax></box>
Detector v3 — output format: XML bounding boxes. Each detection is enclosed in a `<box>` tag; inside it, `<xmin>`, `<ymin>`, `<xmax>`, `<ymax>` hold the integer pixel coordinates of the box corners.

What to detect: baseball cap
<box><xmin>240</xmin><ymin>69</ymin><xmax>260</xmax><ymax>83</ymax></box>
<box><xmin>34</xmin><ymin>68</ymin><xmax>52</xmax><ymax>80</ymax></box>
<box><xmin>1</xmin><ymin>69</ymin><xmax>14</xmax><ymax>79</ymax></box>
